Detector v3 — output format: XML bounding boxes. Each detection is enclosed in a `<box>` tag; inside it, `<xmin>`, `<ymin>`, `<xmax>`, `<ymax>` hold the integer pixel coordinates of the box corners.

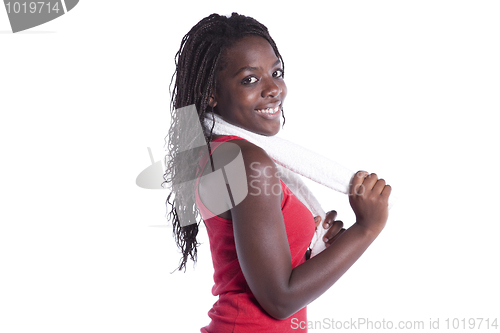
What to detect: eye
<box><xmin>273</xmin><ymin>69</ymin><xmax>284</xmax><ymax>78</ymax></box>
<box><xmin>242</xmin><ymin>76</ymin><xmax>258</xmax><ymax>85</ymax></box>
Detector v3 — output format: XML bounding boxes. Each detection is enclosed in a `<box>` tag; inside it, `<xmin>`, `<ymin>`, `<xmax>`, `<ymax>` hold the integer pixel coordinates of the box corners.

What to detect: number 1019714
<box><xmin>5</xmin><ymin>2</ymin><xmax>61</xmax><ymax>14</ymax></box>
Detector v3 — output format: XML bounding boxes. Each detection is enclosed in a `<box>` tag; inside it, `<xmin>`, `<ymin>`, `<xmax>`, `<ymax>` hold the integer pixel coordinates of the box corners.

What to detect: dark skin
<box><xmin>315</xmin><ymin>211</ymin><xmax>346</xmax><ymax>247</ymax></box>
<box><xmin>198</xmin><ymin>36</ymin><xmax>391</xmax><ymax>320</ymax></box>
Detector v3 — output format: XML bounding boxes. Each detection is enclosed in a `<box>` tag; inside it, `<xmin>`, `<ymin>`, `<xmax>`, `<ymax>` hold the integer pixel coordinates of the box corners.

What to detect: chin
<box><xmin>257</xmin><ymin>124</ymin><xmax>281</xmax><ymax>136</ymax></box>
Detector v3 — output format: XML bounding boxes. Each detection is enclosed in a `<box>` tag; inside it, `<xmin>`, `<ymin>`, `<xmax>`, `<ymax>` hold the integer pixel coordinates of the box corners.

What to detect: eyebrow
<box><xmin>233</xmin><ymin>59</ymin><xmax>282</xmax><ymax>77</ymax></box>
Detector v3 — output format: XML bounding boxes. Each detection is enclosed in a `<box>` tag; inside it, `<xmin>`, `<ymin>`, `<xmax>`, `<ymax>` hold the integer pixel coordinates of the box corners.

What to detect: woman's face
<box><xmin>212</xmin><ymin>35</ymin><xmax>287</xmax><ymax>136</ymax></box>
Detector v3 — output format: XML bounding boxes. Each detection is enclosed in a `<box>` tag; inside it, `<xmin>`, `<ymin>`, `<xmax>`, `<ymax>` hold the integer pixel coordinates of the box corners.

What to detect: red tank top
<box><xmin>195</xmin><ymin>135</ymin><xmax>315</xmax><ymax>333</ymax></box>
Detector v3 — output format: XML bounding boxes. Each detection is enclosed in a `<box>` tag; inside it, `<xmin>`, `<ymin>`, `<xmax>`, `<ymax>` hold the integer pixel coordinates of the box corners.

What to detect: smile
<box><xmin>255</xmin><ymin>106</ymin><xmax>280</xmax><ymax>114</ymax></box>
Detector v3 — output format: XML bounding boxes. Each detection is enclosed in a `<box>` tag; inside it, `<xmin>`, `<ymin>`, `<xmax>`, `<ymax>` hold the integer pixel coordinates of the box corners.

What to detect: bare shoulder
<box><xmin>197</xmin><ymin>138</ymin><xmax>280</xmax><ymax>220</ymax></box>
<box><xmin>229</xmin><ymin>139</ymin><xmax>276</xmax><ymax>167</ymax></box>
<box><xmin>200</xmin><ymin>139</ymin><xmax>273</xmax><ymax>174</ymax></box>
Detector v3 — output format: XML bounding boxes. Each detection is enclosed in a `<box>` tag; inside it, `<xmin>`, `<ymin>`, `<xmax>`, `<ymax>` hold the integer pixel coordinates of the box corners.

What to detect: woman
<box><xmin>164</xmin><ymin>13</ymin><xmax>391</xmax><ymax>332</ymax></box>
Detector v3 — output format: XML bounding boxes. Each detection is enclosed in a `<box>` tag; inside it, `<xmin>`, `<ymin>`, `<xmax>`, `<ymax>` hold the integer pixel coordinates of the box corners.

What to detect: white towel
<box><xmin>203</xmin><ymin>112</ymin><xmax>389</xmax><ymax>257</ymax></box>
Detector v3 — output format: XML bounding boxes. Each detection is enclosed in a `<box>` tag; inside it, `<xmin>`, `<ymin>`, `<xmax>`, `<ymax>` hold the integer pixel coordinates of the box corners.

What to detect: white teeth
<box><xmin>256</xmin><ymin>106</ymin><xmax>280</xmax><ymax>113</ymax></box>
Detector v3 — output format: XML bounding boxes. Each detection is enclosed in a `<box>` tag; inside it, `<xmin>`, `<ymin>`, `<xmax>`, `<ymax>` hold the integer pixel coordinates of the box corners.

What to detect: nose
<box><xmin>261</xmin><ymin>77</ymin><xmax>281</xmax><ymax>98</ymax></box>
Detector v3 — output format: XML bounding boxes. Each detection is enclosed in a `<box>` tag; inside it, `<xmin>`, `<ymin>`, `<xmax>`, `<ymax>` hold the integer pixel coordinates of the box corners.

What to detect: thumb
<box><xmin>314</xmin><ymin>216</ymin><xmax>322</xmax><ymax>228</ymax></box>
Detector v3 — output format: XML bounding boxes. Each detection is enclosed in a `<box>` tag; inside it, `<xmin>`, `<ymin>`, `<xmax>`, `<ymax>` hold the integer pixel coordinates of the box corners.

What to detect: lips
<box><xmin>255</xmin><ymin>102</ymin><xmax>281</xmax><ymax>114</ymax></box>
<box><xmin>254</xmin><ymin>103</ymin><xmax>281</xmax><ymax>120</ymax></box>
<box><xmin>255</xmin><ymin>105</ymin><xmax>280</xmax><ymax>114</ymax></box>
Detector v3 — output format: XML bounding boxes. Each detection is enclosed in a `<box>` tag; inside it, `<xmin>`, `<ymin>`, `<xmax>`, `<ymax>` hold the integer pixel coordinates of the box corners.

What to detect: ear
<box><xmin>208</xmin><ymin>96</ymin><xmax>217</xmax><ymax>108</ymax></box>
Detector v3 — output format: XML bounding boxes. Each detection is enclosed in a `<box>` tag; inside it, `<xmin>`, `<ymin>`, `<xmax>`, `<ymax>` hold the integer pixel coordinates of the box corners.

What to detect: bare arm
<box><xmin>231</xmin><ymin>142</ymin><xmax>391</xmax><ymax>320</ymax></box>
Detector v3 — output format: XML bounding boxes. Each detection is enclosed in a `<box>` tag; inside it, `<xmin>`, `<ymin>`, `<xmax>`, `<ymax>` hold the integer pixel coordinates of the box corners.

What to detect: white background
<box><xmin>1</xmin><ymin>1</ymin><xmax>499</xmax><ymax>332</ymax></box>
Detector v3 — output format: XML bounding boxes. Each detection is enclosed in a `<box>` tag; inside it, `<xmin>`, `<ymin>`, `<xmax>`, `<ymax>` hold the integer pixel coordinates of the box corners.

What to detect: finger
<box><xmin>362</xmin><ymin>173</ymin><xmax>379</xmax><ymax>192</ymax></box>
<box><xmin>325</xmin><ymin>228</ymin><xmax>346</xmax><ymax>247</ymax></box>
<box><xmin>314</xmin><ymin>216</ymin><xmax>322</xmax><ymax>228</ymax></box>
<box><xmin>327</xmin><ymin>220</ymin><xmax>344</xmax><ymax>238</ymax></box>
<box><xmin>323</xmin><ymin>220</ymin><xmax>344</xmax><ymax>242</ymax></box>
<box><xmin>372</xmin><ymin>178</ymin><xmax>386</xmax><ymax>195</ymax></box>
<box><xmin>350</xmin><ymin>171</ymin><xmax>369</xmax><ymax>196</ymax></box>
<box><xmin>322</xmin><ymin>210</ymin><xmax>337</xmax><ymax>229</ymax></box>
<box><xmin>381</xmin><ymin>184</ymin><xmax>392</xmax><ymax>198</ymax></box>
<box><xmin>329</xmin><ymin>228</ymin><xmax>346</xmax><ymax>243</ymax></box>
<box><xmin>326</xmin><ymin>210</ymin><xmax>338</xmax><ymax>220</ymax></box>
<box><xmin>324</xmin><ymin>221</ymin><xmax>343</xmax><ymax>240</ymax></box>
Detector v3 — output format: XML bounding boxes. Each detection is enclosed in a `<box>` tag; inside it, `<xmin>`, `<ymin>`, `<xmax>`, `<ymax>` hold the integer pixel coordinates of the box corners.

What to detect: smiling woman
<box><xmin>164</xmin><ymin>12</ymin><xmax>391</xmax><ymax>333</ymax></box>
<box><xmin>211</xmin><ymin>35</ymin><xmax>287</xmax><ymax>136</ymax></box>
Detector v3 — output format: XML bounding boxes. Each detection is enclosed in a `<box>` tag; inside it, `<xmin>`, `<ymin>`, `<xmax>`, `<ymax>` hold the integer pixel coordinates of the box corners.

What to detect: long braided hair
<box><xmin>164</xmin><ymin>13</ymin><xmax>285</xmax><ymax>271</ymax></box>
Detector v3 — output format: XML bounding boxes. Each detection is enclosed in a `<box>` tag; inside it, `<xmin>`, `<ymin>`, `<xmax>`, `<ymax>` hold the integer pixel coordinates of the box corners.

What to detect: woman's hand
<box><xmin>349</xmin><ymin>171</ymin><xmax>391</xmax><ymax>234</ymax></box>
<box><xmin>314</xmin><ymin>211</ymin><xmax>346</xmax><ymax>248</ymax></box>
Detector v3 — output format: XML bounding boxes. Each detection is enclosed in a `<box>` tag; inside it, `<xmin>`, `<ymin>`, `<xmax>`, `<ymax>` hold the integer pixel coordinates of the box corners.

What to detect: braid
<box><xmin>164</xmin><ymin>13</ymin><xmax>285</xmax><ymax>271</ymax></box>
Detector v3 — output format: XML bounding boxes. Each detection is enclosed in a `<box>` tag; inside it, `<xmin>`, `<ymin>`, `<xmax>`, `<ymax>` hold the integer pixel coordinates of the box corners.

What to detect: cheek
<box><xmin>234</xmin><ymin>89</ymin><xmax>260</xmax><ymax>108</ymax></box>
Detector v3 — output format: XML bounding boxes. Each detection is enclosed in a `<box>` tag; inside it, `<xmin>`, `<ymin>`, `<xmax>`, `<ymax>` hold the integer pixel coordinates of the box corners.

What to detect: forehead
<box><xmin>220</xmin><ymin>35</ymin><xmax>279</xmax><ymax>73</ymax></box>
